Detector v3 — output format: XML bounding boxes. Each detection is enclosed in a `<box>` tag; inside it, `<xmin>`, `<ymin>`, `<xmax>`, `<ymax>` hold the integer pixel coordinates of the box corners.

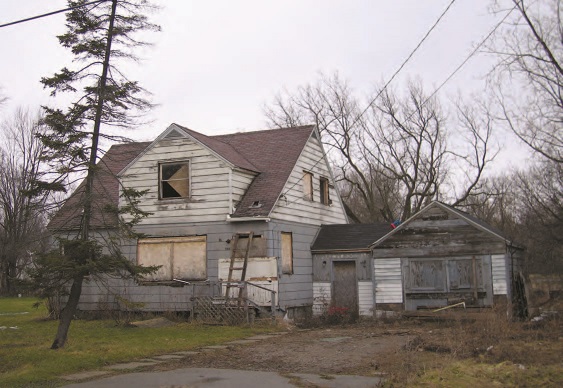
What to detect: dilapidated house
<box><xmin>48</xmin><ymin>124</ymin><xmax>348</xmax><ymax>318</ymax></box>
<box><xmin>311</xmin><ymin>201</ymin><xmax>526</xmax><ymax>317</ymax></box>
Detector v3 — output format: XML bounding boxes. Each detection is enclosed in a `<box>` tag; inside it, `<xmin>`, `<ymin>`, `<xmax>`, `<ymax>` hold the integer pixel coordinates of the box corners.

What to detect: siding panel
<box><xmin>374</xmin><ymin>258</ymin><xmax>403</xmax><ymax>303</ymax></box>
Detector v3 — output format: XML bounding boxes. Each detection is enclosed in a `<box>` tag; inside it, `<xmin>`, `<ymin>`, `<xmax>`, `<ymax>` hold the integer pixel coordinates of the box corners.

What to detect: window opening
<box><xmin>303</xmin><ymin>171</ymin><xmax>313</xmax><ymax>201</ymax></box>
<box><xmin>320</xmin><ymin>177</ymin><xmax>331</xmax><ymax>205</ymax></box>
<box><xmin>160</xmin><ymin>162</ymin><xmax>189</xmax><ymax>199</ymax></box>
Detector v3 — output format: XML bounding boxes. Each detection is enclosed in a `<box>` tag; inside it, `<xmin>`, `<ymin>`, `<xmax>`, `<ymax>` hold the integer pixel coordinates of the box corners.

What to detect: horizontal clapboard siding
<box><xmin>120</xmin><ymin>137</ymin><xmax>255</xmax><ymax>224</ymax></box>
<box><xmin>269</xmin><ymin>135</ymin><xmax>347</xmax><ymax>225</ymax></box>
<box><xmin>492</xmin><ymin>254</ymin><xmax>508</xmax><ymax>295</ymax></box>
<box><xmin>358</xmin><ymin>281</ymin><xmax>374</xmax><ymax>316</ymax></box>
<box><xmin>313</xmin><ymin>282</ymin><xmax>331</xmax><ymax>315</ymax></box>
<box><xmin>374</xmin><ymin>258</ymin><xmax>403</xmax><ymax>303</ymax></box>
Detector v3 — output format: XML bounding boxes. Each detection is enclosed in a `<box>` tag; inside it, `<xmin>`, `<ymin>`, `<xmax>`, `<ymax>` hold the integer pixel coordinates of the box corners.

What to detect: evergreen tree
<box><xmin>31</xmin><ymin>0</ymin><xmax>160</xmax><ymax>349</ymax></box>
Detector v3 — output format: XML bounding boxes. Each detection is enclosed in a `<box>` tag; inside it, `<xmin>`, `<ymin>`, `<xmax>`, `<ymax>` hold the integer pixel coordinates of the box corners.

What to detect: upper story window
<box><xmin>303</xmin><ymin>171</ymin><xmax>313</xmax><ymax>201</ymax></box>
<box><xmin>160</xmin><ymin>161</ymin><xmax>190</xmax><ymax>199</ymax></box>
<box><xmin>319</xmin><ymin>177</ymin><xmax>331</xmax><ymax>205</ymax></box>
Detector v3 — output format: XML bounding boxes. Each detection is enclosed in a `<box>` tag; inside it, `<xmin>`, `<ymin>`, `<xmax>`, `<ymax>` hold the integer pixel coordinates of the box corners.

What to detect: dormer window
<box><xmin>160</xmin><ymin>161</ymin><xmax>190</xmax><ymax>199</ymax></box>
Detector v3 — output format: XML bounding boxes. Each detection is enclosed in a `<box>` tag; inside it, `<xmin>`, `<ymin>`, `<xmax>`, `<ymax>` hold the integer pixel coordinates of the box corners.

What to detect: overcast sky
<box><xmin>0</xmin><ymin>0</ymin><xmax>520</xmax><ymax>154</ymax></box>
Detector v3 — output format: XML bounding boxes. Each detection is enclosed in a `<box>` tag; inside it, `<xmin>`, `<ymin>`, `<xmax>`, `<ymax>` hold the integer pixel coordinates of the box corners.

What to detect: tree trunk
<box><xmin>50</xmin><ymin>275</ymin><xmax>84</xmax><ymax>349</ymax></box>
<box><xmin>50</xmin><ymin>0</ymin><xmax>118</xmax><ymax>349</ymax></box>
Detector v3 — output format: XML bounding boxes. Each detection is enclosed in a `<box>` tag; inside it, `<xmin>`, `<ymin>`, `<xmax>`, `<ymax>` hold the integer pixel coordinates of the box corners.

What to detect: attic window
<box><xmin>160</xmin><ymin>161</ymin><xmax>190</xmax><ymax>199</ymax></box>
<box><xmin>303</xmin><ymin>171</ymin><xmax>313</xmax><ymax>201</ymax></box>
<box><xmin>319</xmin><ymin>177</ymin><xmax>331</xmax><ymax>205</ymax></box>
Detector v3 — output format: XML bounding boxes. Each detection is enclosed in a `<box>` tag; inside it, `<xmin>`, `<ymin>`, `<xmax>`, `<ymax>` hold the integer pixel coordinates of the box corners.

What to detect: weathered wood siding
<box><xmin>269</xmin><ymin>220</ymin><xmax>320</xmax><ymax>311</ymax></box>
<box><xmin>492</xmin><ymin>254</ymin><xmax>508</xmax><ymax>295</ymax></box>
<box><xmin>374</xmin><ymin>258</ymin><xmax>403</xmax><ymax>304</ymax></box>
<box><xmin>313</xmin><ymin>252</ymin><xmax>372</xmax><ymax>282</ymax></box>
<box><xmin>120</xmin><ymin>137</ymin><xmax>256</xmax><ymax>224</ymax></box>
<box><xmin>313</xmin><ymin>282</ymin><xmax>331</xmax><ymax>315</ymax></box>
<box><xmin>358</xmin><ymin>281</ymin><xmax>374</xmax><ymax>316</ymax></box>
<box><xmin>74</xmin><ymin>219</ymin><xmax>318</xmax><ymax>313</ymax></box>
<box><xmin>269</xmin><ymin>134</ymin><xmax>347</xmax><ymax>225</ymax></box>
<box><xmin>372</xmin><ymin>206</ymin><xmax>506</xmax><ymax>258</ymax></box>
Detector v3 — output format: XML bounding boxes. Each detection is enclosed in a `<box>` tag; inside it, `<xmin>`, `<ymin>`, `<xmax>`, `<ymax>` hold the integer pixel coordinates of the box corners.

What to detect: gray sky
<box><xmin>0</xmin><ymin>1</ymin><xmax>513</xmax><ymax>144</ymax></box>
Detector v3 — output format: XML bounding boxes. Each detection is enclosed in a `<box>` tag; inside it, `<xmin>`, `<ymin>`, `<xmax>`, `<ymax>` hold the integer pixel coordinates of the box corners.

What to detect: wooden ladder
<box><xmin>225</xmin><ymin>232</ymin><xmax>254</xmax><ymax>306</ymax></box>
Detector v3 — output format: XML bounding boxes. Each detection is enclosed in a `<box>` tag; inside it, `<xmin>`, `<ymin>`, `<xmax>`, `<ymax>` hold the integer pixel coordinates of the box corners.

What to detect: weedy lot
<box><xmin>1</xmin><ymin>297</ymin><xmax>562</xmax><ymax>387</ymax></box>
<box><xmin>0</xmin><ymin>297</ymin><xmax>277</xmax><ymax>388</ymax></box>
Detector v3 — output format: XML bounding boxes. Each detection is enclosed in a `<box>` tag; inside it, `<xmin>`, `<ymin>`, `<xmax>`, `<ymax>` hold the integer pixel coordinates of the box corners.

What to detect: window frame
<box><xmin>319</xmin><ymin>176</ymin><xmax>331</xmax><ymax>205</ymax></box>
<box><xmin>137</xmin><ymin>236</ymin><xmax>207</xmax><ymax>281</ymax></box>
<box><xmin>302</xmin><ymin>171</ymin><xmax>314</xmax><ymax>201</ymax></box>
<box><xmin>159</xmin><ymin>161</ymin><xmax>190</xmax><ymax>200</ymax></box>
<box><xmin>281</xmin><ymin>232</ymin><xmax>294</xmax><ymax>275</ymax></box>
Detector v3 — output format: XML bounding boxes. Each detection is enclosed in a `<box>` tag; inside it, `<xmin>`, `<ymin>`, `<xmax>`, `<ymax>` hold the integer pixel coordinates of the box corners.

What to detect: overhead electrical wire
<box><xmin>278</xmin><ymin>3</ymin><xmax>517</xmax><ymax>208</ymax></box>
<box><xmin>278</xmin><ymin>0</ymin><xmax>458</xmax><ymax>202</ymax></box>
<box><xmin>0</xmin><ymin>0</ymin><xmax>109</xmax><ymax>29</ymax></box>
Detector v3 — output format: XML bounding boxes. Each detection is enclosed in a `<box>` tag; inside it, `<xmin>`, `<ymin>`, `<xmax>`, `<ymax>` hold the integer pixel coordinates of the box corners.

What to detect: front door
<box><xmin>332</xmin><ymin>261</ymin><xmax>358</xmax><ymax>315</ymax></box>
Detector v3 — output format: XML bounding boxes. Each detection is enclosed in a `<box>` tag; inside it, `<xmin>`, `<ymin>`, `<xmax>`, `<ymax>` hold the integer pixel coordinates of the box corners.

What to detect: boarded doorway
<box><xmin>332</xmin><ymin>261</ymin><xmax>358</xmax><ymax>315</ymax></box>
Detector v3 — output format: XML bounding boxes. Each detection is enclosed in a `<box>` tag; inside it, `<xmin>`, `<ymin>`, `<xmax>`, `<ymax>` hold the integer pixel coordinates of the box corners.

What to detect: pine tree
<box><xmin>32</xmin><ymin>0</ymin><xmax>160</xmax><ymax>349</ymax></box>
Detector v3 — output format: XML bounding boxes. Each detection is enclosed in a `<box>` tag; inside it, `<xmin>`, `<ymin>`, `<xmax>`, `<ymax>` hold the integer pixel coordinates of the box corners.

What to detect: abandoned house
<box><xmin>311</xmin><ymin>201</ymin><xmax>526</xmax><ymax>317</ymax></box>
<box><xmin>48</xmin><ymin>123</ymin><xmax>348</xmax><ymax>319</ymax></box>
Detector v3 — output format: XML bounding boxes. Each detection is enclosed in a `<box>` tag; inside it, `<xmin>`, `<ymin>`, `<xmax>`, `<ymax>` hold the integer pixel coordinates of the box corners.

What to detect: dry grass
<box><xmin>378</xmin><ymin>307</ymin><xmax>563</xmax><ymax>387</ymax></box>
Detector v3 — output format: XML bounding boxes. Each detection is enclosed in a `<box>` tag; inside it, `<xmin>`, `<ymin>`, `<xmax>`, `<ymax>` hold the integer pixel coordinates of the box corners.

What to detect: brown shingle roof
<box><xmin>48</xmin><ymin>125</ymin><xmax>316</xmax><ymax>230</ymax></box>
<box><xmin>311</xmin><ymin>223</ymin><xmax>393</xmax><ymax>252</ymax></box>
<box><xmin>47</xmin><ymin>142</ymin><xmax>150</xmax><ymax>231</ymax></box>
<box><xmin>216</xmin><ymin>125</ymin><xmax>315</xmax><ymax>217</ymax></box>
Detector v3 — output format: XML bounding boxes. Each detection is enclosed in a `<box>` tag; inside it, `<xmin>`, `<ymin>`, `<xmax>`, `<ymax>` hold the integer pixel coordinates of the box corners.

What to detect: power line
<box><xmin>416</xmin><ymin>4</ymin><xmax>517</xmax><ymax>111</ymax></box>
<box><xmin>279</xmin><ymin>0</ymin><xmax>458</xmax><ymax>201</ymax></box>
<box><xmin>280</xmin><ymin>3</ymin><xmax>516</xmax><ymax>208</ymax></box>
<box><xmin>350</xmin><ymin>0</ymin><xmax>457</xmax><ymax>129</ymax></box>
<box><xmin>0</xmin><ymin>0</ymin><xmax>109</xmax><ymax>29</ymax></box>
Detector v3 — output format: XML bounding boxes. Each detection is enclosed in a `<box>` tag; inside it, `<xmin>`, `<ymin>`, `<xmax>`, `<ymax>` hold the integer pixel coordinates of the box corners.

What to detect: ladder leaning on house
<box><xmin>224</xmin><ymin>232</ymin><xmax>254</xmax><ymax>306</ymax></box>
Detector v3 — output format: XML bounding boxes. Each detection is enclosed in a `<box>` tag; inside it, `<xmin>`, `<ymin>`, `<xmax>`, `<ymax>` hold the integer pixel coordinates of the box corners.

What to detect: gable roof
<box><xmin>48</xmin><ymin>124</ymin><xmax>317</xmax><ymax>230</ymax></box>
<box><xmin>48</xmin><ymin>142</ymin><xmax>151</xmax><ymax>231</ymax></box>
<box><xmin>370</xmin><ymin>201</ymin><xmax>516</xmax><ymax>248</ymax></box>
<box><xmin>216</xmin><ymin>125</ymin><xmax>315</xmax><ymax>218</ymax></box>
<box><xmin>311</xmin><ymin>223</ymin><xmax>393</xmax><ymax>252</ymax></box>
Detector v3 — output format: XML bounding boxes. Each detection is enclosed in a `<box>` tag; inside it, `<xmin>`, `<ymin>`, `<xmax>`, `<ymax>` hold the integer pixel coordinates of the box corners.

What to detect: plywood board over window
<box><xmin>137</xmin><ymin>236</ymin><xmax>206</xmax><ymax>281</ymax></box>
<box><xmin>302</xmin><ymin>171</ymin><xmax>313</xmax><ymax>201</ymax></box>
<box><xmin>281</xmin><ymin>232</ymin><xmax>293</xmax><ymax>274</ymax></box>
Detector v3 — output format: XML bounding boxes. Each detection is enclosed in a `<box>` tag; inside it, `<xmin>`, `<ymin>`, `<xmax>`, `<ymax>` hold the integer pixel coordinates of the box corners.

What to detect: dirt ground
<box><xmin>152</xmin><ymin>309</ymin><xmax>562</xmax><ymax>386</ymax></box>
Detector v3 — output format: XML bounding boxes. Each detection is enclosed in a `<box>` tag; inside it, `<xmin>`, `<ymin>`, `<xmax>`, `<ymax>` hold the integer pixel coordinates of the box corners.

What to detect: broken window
<box><xmin>319</xmin><ymin>177</ymin><xmax>331</xmax><ymax>205</ymax></box>
<box><xmin>281</xmin><ymin>232</ymin><xmax>293</xmax><ymax>274</ymax></box>
<box><xmin>137</xmin><ymin>236</ymin><xmax>206</xmax><ymax>281</ymax></box>
<box><xmin>302</xmin><ymin>171</ymin><xmax>313</xmax><ymax>201</ymax></box>
<box><xmin>160</xmin><ymin>162</ymin><xmax>190</xmax><ymax>199</ymax></box>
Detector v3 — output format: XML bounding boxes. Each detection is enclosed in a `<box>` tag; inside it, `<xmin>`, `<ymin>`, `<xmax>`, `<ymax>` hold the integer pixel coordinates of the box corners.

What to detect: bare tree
<box><xmin>0</xmin><ymin>108</ymin><xmax>49</xmax><ymax>295</ymax></box>
<box><xmin>265</xmin><ymin>74</ymin><xmax>497</xmax><ymax>222</ymax></box>
<box><xmin>488</xmin><ymin>0</ymin><xmax>562</xmax><ymax>163</ymax></box>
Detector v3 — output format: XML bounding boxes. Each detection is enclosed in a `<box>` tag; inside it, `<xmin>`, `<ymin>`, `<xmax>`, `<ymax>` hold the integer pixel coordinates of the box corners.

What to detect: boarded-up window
<box><xmin>447</xmin><ymin>257</ymin><xmax>484</xmax><ymax>290</ymax></box>
<box><xmin>281</xmin><ymin>232</ymin><xmax>293</xmax><ymax>274</ymax></box>
<box><xmin>230</xmin><ymin>234</ymin><xmax>267</xmax><ymax>258</ymax></box>
<box><xmin>302</xmin><ymin>171</ymin><xmax>313</xmax><ymax>201</ymax></box>
<box><xmin>160</xmin><ymin>162</ymin><xmax>190</xmax><ymax>198</ymax></box>
<box><xmin>137</xmin><ymin>236</ymin><xmax>206</xmax><ymax>281</ymax></box>
<box><xmin>319</xmin><ymin>177</ymin><xmax>331</xmax><ymax>205</ymax></box>
<box><xmin>405</xmin><ymin>260</ymin><xmax>446</xmax><ymax>292</ymax></box>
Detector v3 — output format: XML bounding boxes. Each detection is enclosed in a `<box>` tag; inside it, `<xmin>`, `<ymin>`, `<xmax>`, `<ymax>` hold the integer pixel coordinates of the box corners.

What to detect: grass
<box><xmin>0</xmin><ymin>297</ymin><xmax>277</xmax><ymax>387</ymax></box>
<box><xmin>378</xmin><ymin>307</ymin><xmax>563</xmax><ymax>387</ymax></box>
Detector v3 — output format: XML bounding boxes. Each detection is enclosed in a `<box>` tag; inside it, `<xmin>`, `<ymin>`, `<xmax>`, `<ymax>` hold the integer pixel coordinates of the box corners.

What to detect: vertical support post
<box><xmin>472</xmin><ymin>255</ymin><xmax>478</xmax><ymax>303</ymax></box>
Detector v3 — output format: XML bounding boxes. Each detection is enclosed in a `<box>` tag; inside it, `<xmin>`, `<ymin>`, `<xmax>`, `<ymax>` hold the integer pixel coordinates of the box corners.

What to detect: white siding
<box><xmin>492</xmin><ymin>254</ymin><xmax>508</xmax><ymax>295</ymax></box>
<box><xmin>269</xmin><ymin>135</ymin><xmax>347</xmax><ymax>225</ymax></box>
<box><xmin>358</xmin><ymin>281</ymin><xmax>374</xmax><ymax>316</ymax></box>
<box><xmin>313</xmin><ymin>282</ymin><xmax>331</xmax><ymax>315</ymax></box>
<box><xmin>120</xmin><ymin>138</ymin><xmax>255</xmax><ymax>224</ymax></box>
<box><xmin>374</xmin><ymin>258</ymin><xmax>403</xmax><ymax>303</ymax></box>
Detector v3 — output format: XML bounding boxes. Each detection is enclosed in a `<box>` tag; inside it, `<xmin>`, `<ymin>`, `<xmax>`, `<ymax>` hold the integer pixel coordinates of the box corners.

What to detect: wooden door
<box><xmin>332</xmin><ymin>261</ymin><xmax>358</xmax><ymax>315</ymax></box>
